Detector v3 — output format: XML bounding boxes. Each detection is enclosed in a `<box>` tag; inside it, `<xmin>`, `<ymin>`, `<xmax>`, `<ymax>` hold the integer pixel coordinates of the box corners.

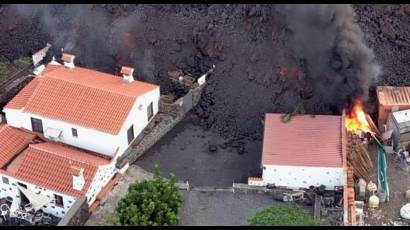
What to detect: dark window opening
<box><xmin>54</xmin><ymin>194</ymin><xmax>64</xmax><ymax>208</ymax></box>
<box><xmin>72</xmin><ymin>128</ymin><xmax>78</xmax><ymax>138</ymax></box>
<box><xmin>127</xmin><ymin>125</ymin><xmax>134</xmax><ymax>145</ymax></box>
<box><xmin>31</xmin><ymin>117</ymin><xmax>43</xmax><ymax>133</ymax></box>
<box><xmin>147</xmin><ymin>102</ymin><xmax>154</xmax><ymax>121</ymax></box>
<box><xmin>2</xmin><ymin>177</ymin><xmax>9</xmax><ymax>184</ymax></box>
<box><xmin>17</xmin><ymin>182</ymin><xmax>27</xmax><ymax>189</ymax></box>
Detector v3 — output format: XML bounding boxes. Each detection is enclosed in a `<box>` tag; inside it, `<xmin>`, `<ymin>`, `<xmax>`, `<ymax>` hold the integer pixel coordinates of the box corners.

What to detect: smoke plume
<box><xmin>278</xmin><ymin>4</ymin><xmax>381</xmax><ymax>113</ymax></box>
<box><xmin>12</xmin><ymin>4</ymin><xmax>142</xmax><ymax>73</ymax></box>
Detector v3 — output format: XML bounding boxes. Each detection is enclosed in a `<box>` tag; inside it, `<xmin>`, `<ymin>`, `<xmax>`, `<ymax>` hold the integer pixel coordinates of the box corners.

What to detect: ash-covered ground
<box><xmin>1</xmin><ymin>4</ymin><xmax>410</xmax><ymax>185</ymax></box>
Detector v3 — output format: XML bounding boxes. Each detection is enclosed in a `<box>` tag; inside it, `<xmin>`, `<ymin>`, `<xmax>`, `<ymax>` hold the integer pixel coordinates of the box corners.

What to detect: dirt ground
<box><xmin>365</xmin><ymin>144</ymin><xmax>410</xmax><ymax>226</ymax></box>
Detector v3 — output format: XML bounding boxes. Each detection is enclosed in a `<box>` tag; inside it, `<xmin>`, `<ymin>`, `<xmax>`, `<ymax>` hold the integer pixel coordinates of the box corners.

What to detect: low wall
<box><xmin>119</xmin><ymin>84</ymin><xmax>205</xmax><ymax>165</ymax></box>
<box><xmin>0</xmin><ymin>76</ymin><xmax>33</xmax><ymax>109</ymax></box>
<box><xmin>57</xmin><ymin>197</ymin><xmax>90</xmax><ymax>226</ymax></box>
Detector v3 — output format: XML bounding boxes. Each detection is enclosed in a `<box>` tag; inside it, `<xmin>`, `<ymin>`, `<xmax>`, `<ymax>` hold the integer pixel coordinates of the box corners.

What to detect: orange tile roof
<box><xmin>376</xmin><ymin>86</ymin><xmax>410</xmax><ymax>106</ymax></box>
<box><xmin>6</xmin><ymin>142</ymin><xmax>110</xmax><ymax>197</ymax></box>
<box><xmin>262</xmin><ymin>113</ymin><xmax>343</xmax><ymax>168</ymax></box>
<box><xmin>0</xmin><ymin>125</ymin><xmax>36</xmax><ymax>168</ymax></box>
<box><xmin>4</xmin><ymin>64</ymin><xmax>159</xmax><ymax>134</ymax></box>
<box><xmin>5</xmin><ymin>78</ymin><xmax>39</xmax><ymax>110</ymax></box>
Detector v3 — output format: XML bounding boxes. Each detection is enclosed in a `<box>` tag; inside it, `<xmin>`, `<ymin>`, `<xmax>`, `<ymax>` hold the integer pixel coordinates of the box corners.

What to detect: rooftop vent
<box><xmin>121</xmin><ymin>66</ymin><xmax>134</xmax><ymax>83</ymax></box>
<box><xmin>62</xmin><ymin>53</ymin><xmax>75</xmax><ymax>69</ymax></box>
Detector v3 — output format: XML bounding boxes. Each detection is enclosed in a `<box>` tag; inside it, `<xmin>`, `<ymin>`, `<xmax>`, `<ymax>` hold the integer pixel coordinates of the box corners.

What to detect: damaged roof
<box><xmin>4</xmin><ymin>64</ymin><xmax>159</xmax><ymax>134</ymax></box>
<box><xmin>262</xmin><ymin>113</ymin><xmax>343</xmax><ymax>168</ymax></box>
<box><xmin>376</xmin><ymin>86</ymin><xmax>410</xmax><ymax>106</ymax></box>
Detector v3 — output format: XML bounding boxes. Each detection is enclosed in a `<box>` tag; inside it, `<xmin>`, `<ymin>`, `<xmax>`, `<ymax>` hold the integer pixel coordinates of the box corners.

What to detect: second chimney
<box><xmin>62</xmin><ymin>53</ymin><xmax>75</xmax><ymax>69</ymax></box>
<box><xmin>121</xmin><ymin>66</ymin><xmax>135</xmax><ymax>83</ymax></box>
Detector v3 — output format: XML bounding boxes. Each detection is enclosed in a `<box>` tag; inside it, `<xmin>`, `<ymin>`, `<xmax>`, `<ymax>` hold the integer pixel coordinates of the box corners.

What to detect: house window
<box><xmin>54</xmin><ymin>194</ymin><xmax>64</xmax><ymax>208</ymax></box>
<box><xmin>31</xmin><ymin>117</ymin><xmax>43</xmax><ymax>133</ymax></box>
<box><xmin>127</xmin><ymin>125</ymin><xmax>134</xmax><ymax>145</ymax></box>
<box><xmin>72</xmin><ymin>128</ymin><xmax>78</xmax><ymax>138</ymax></box>
<box><xmin>17</xmin><ymin>182</ymin><xmax>27</xmax><ymax>189</ymax></box>
<box><xmin>147</xmin><ymin>102</ymin><xmax>153</xmax><ymax>121</ymax></box>
<box><xmin>2</xmin><ymin>177</ymin><xmax>9</xmax><ymax>185</ymax></box>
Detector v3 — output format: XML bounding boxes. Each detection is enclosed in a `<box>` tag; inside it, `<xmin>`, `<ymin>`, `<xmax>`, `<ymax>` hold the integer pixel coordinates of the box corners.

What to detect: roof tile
<box><xmin>262</xmin><ymin>114</ymin><xmax>343</xmax><ymax>168</ymax></box>
<box><xmin>0</xmin><ymin>125</ymin><xmax>36</xmax><ymax>168</ymax></box>
<box><xmin>6</xmin><ymin>142</ymin><xmax>110</xmax><ymax>197</ymax></box>
<box><xmin>5</xmin><ymin>64</ymin><xmax>159</xmax><ymax>134</ymax></box>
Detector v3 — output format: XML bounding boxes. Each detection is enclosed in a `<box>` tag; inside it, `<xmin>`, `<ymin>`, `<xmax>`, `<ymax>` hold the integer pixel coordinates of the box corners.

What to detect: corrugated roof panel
<box><xmin>377</xmin><ymin>86</ymin><xmax>410</xmax><ymax>106</ymax></box>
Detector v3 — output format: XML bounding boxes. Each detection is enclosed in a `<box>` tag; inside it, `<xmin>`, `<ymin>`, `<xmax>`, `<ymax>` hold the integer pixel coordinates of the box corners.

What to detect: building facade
<box><xmin>0</xmin><ymin>53</ymin><xmax>161</xmax><ymax>220</ymax></box>
<box><xmin>3</xmin><ymin>55</ymin><xmax>160</xmax><ymax>157</ymax></box>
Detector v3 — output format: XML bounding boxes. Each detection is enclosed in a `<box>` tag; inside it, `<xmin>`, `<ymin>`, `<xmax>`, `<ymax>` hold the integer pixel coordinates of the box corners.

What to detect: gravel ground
<box><xmin>136</xmin><ymin>115</ymin><xmax>262</xmax><ymax>187</ymax></box>
<box><xmin>179</xmin><ymin>190</ymin><xmax>277</xmax><ymax>226</ymax></box>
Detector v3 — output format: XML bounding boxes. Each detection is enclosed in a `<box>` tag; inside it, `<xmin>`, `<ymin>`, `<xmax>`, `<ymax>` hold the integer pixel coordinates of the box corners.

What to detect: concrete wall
<box><xmin>262</xmin><ymin>165</ymin><xmax>345</xmax><ymax>189</ymax></box>
<box><xmin>0</xmin><ymin>173</ymin><xmax>76</xmax><ymax>218</ymax></box>
<box><xmin>57</xmin><ymin>197</ymin><xmax>89</xmax><ymax>226</ymax></box>
<box><xmin>3</xmin><ymin>88</ymin><xmax>160</xmax><ymax>157</ymax></box>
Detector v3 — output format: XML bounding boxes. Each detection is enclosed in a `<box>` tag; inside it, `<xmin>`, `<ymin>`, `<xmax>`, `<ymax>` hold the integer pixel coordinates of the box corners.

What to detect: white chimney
<box><xmin>62</xmin><ymin>53</ymin><xmax>75</xmax><ymax>69</ymax></box>
<box><xmin>121</xmin><ymin>66</ymin><xmax>135</xmax><ymax>83</ymax></box>
<box><xmin>72</xmin><ymin>167</ymin><xmax>85</xmax><ymax>191</ymax></box>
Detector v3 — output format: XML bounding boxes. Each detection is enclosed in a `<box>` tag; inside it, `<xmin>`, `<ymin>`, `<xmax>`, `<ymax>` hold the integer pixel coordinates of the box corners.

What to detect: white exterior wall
<box><xmin>117</xmin><ymin>87</ymin><xmax>160</xmax><ymax>155</ymax></box>
<box><xmin>85</xmin><ymin>162</ymin><xmax>117</xmax><ymax>205</ymax></box>
<box><xmin>3</xmin><ymin>109</ymin><xmax>118</xmax><ymax>156</ymax></box>
<box><xmin>3</xmin><ymin>87</ymin><xmax>160</xmax><ymax>157</ymax></box>
<box><xmin>0</xmin><ymin>173</ymin><xmax>76</xmax><ymax>218</ymax></box>
<box><xmin>262</xmin><ymin>165</ymin><xmax>345</xmax><ymax>189</ymax></box>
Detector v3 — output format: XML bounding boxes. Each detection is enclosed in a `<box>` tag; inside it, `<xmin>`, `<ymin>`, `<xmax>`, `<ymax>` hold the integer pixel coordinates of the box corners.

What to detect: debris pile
<box><xmin>347</xmin><ymin>132</ymin><xmax>373</xmax><ymax>182</ymax></box>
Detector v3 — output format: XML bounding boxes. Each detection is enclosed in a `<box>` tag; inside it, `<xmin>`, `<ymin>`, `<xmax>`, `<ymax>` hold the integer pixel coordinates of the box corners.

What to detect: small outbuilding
<box><xmin>260</xmin><ymin>113</ymin><xmax>346</xmax><ymax>189</ymax></box>
<box><xmin>376</xmin><ymin>86</ymin><xmax>410</xmax><ymax>127</ymax></box>
<box><xmin>386</xmin><ymin>108</ymin><xmax>410</xmax><ymax>150</ymax></box>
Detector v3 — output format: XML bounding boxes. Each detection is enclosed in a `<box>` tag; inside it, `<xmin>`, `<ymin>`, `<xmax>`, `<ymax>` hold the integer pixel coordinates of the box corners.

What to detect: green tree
<box><xmin>248</xmin><ymin>203</ymin><xmax>321</xmax><ymax>226</ymax></box>
<box><xmin>111</xmin><ymin>165</ymin><xmax>183</xmax><ymax>226</ymax></box>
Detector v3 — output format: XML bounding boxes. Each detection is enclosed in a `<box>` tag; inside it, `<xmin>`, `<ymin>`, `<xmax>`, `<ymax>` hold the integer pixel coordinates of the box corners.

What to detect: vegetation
<box><xmin>0</xmin><ymin>56</ymin><xmax>31</xmax><ymax>84</ymax></box>
<box><xmin>281</xmin><ymin>103</ymin><xmax>305</xmax><ymax>123</ymax></box>
<box><xmin>109</xmin><ymin>165</ymin><xmax>183</xmax><ymax>226</ymax></box>
<box><xmin>248</xmin><ymin>203</ymin><xmax>321</xmax><ymax>226</ymax></box>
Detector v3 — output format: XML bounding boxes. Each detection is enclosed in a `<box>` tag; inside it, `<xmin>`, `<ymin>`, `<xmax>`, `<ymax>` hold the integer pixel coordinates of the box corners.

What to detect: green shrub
<box><xmin>248</xmin><ymin>203</ymin><xmax>321</xmax><ymax>226</ymax></box>
<box><xmin>111</xmin><ymin>165</ymin><xmax>183</xmax><ymax>226</ymax></box>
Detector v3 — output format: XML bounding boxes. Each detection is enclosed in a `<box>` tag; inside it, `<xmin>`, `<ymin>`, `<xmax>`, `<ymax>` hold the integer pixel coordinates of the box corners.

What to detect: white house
<box><xmin>251</xmin><ymin>113</ymin><xmax>346</xmax><ymax>189</ymax></box>
<box><xmin>3</xmin><ymin>53</ymin><xmax>160</xmax><ymax>158</ymax></box>
<box><xmin>0</xmin><ymin>124</ymin><xmax>118</xmax><ymax>218</ymax></box>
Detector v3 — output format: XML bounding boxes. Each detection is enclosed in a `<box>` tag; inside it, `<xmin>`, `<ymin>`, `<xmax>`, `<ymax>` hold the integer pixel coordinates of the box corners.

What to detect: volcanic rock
<box><xmin>208</xmin><ymin>144</ymin><xmax>218</xmax><ymax>153</ymax></box>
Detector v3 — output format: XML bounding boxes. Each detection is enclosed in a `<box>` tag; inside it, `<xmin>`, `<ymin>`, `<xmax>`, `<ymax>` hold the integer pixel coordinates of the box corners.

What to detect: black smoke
<box><xmin>12</xmin><ymin>4</ymin><xmax>144</xmax><ymax>74</ymax></box>
<box><xmin>277</xmin><ymin>4</ymin><xmax>381</xmax><ymax>113</ymax></box>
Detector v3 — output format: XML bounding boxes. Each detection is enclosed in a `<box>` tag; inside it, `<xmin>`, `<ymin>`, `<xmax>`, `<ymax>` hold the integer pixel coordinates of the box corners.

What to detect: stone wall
<box><xmin>57</xmin><ymin>197</ymin><xmax>90</xmax><ymax>226</ymax></box>
<box><xmin>0</xmin><ymin>76</ymin><xmax>33</xmax><ymax>109</ymax></box>
<box><xmin>118</xmin><ymin>84</ymin><xmax>205</xmax><ymax>166</ymax></box>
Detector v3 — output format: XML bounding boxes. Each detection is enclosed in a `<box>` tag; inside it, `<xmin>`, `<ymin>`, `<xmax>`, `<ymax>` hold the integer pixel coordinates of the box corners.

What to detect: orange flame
<box><xmin>278</xmin><ymin>67</ymin><xmax>287</xmax><ymax>77</ymax></box>
<box><xmin>345</xmin><ymin>101</ymin><xmax>370</xmax><ymax>133</ymax></box>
